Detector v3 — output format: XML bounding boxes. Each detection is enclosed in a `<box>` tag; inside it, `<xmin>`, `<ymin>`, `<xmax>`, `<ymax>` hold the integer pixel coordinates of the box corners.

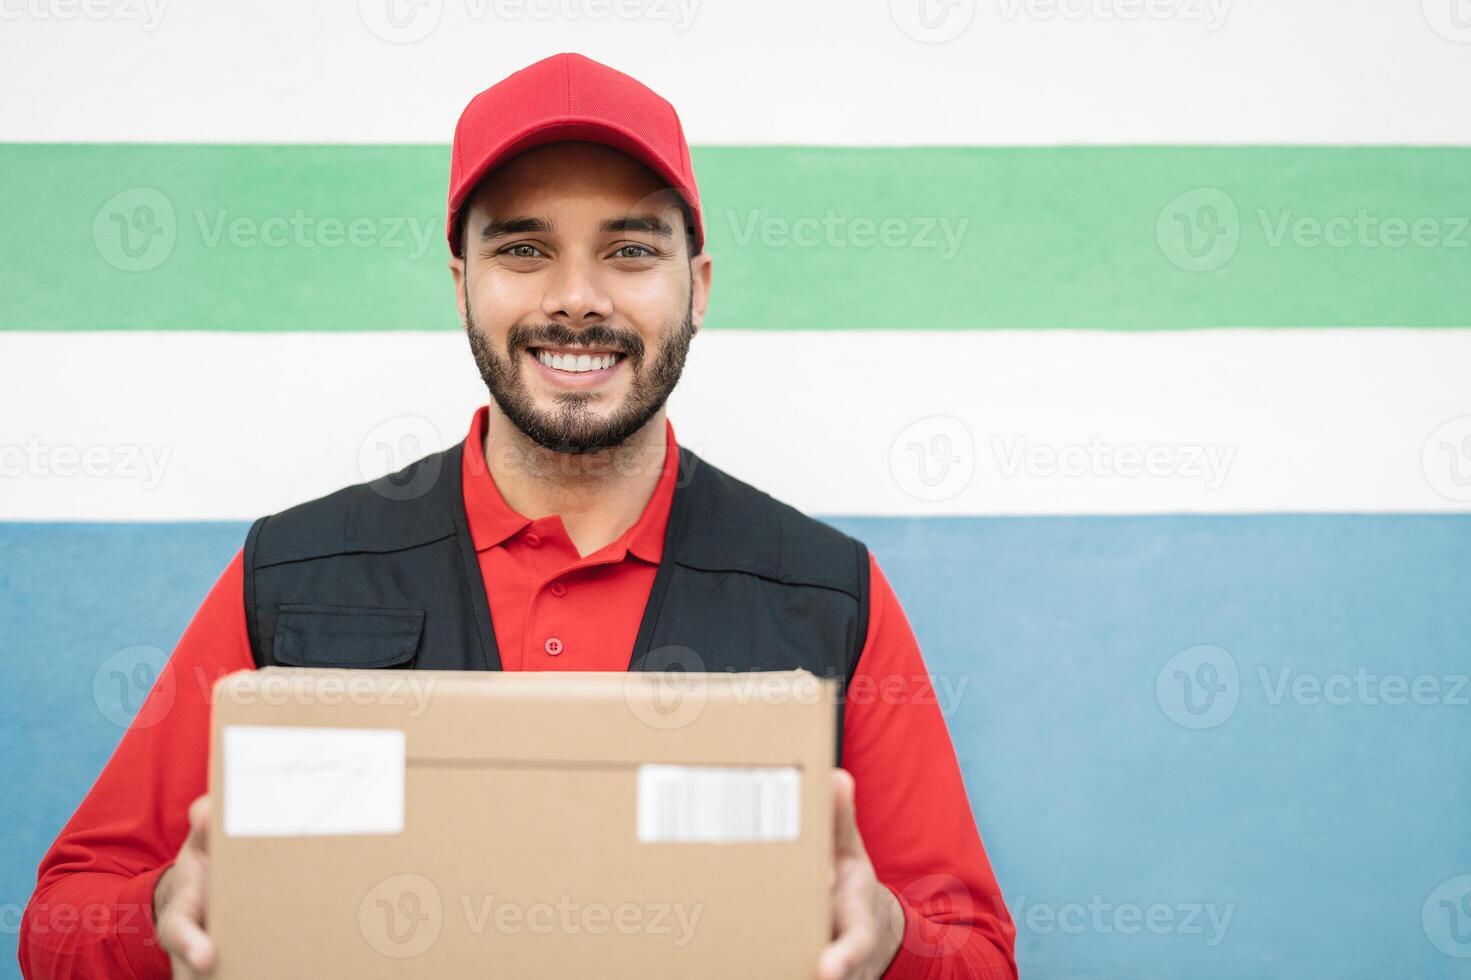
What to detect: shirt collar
<box><xmin>460</xmin><ymin>405</ymin><xmax>680</xmax><ymax>563</ymax></box>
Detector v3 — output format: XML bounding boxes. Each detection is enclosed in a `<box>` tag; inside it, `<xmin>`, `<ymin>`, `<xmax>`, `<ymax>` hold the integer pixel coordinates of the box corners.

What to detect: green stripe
<box><xmin>3</xmin><ymin>145</ymin><xmax>1468</xmax><ymax>331</ymax></box>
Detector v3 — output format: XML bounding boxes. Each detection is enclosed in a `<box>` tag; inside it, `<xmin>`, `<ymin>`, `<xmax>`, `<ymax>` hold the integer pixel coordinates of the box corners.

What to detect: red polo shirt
<box><xmin>461</xmin><ymin>407</ymin><xmax>678</xmax><ymax>672</ymax></box>
<box><xmin>20</xmin><ymin>408</ymin><xmax>1017</xmax><ymax>980</ymax></box>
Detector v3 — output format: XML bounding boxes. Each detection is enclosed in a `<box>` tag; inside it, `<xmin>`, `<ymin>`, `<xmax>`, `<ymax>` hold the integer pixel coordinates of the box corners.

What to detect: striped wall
<box><xmin>4</xmin><ymin>3</ymin><xmax>1470</xmax><ymax>978</ymax></box>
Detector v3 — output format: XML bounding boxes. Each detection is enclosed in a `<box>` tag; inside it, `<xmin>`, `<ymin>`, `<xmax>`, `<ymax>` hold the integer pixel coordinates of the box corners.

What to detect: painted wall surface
<box><xmin>3</xmin><ymin>2</ymin><xmax>1469</xmax><ymax>976</ymax></box>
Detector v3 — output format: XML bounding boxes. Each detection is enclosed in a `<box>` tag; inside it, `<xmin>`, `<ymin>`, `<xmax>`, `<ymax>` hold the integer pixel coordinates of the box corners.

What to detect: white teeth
<box><xmin>535</xmin><ymin>350</ymin><xmax>619</xmax><ymax>374</ymax></box>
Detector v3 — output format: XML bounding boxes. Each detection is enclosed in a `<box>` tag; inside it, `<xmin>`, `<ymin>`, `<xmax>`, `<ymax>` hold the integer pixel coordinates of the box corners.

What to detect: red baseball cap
<box><xmin>447</xmin><ymin>52</ymin><xmax>704</xmax><ymax>257</ymax></box>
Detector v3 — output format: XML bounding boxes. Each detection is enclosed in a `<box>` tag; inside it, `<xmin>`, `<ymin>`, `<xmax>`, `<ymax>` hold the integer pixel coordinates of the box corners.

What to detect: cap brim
<box><xmin>448</xmin><ymin>117</ymin><xmax>700</xmax><ymax>255</ymax></box>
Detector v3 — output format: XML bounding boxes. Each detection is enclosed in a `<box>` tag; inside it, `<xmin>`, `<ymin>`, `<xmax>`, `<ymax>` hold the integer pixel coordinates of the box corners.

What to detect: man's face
<box><xmin>450</xmin><ymin>141</ymin><xmax>712</xmax><ymax>455</ymax></box>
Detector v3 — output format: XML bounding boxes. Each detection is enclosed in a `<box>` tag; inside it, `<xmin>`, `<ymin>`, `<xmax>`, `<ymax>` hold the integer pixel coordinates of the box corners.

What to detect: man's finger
<box><xmin>819</xmin><ymin>918</ymin><xmax>874</xmax><ymax>980</ymax></box>
<box><xmin>186</xmin><ymin>795</ymin><xmax>211</xmax><ymax>854</ymax></box>
<box><xmin>159</xmin><ymin>902</ymin><xmax>215</xmax><ymax>975</ymax></box>
<box><xmin>162</xmin><ymin>796</ymin><xmax>216</xmax><ymax>974</ymax></box>
<box><xmin>816</xmin><ymin>940</ymin><xmax>855</xmax><ymax>980</ymax></box>
<box><xmin>831</xmin><ymin>768</ymin><xmax>862</xmax><ymax>858</ymax></box>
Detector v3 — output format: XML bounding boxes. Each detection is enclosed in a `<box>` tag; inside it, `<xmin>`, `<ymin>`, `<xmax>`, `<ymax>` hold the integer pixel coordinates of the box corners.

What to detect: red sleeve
<box><xmin>19</xmin><ymin>550</ymin><xmax>253</xmax><ymax>980</ymax></box>
<box><xmin>843</xmin><ymin>550</ymin><xmax>1018</xmax><ymax>980</ymax></box>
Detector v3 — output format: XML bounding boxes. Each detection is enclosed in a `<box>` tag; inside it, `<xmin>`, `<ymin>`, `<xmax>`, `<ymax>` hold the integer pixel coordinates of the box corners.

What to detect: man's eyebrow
<box><xmin>599</xmin><ymin>213</ymin><xmax>674</xmax><ymax>238</ymax></box>
<box><xmin>478</xmin><ymin>214</ymin><xmax>673</xmax><ymax>241</ymax></box>
<box><xmin>479</xmin><ymin>216</ymin><xmax>553</xmax><ymax>240</ymax></box>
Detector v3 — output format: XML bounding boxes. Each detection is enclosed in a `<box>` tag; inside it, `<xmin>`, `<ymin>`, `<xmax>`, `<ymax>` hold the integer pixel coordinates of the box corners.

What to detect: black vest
<box><xmin>242</xmin><ymin>439</ymin><xmax>871</xmax><ymax>761</ymax></box>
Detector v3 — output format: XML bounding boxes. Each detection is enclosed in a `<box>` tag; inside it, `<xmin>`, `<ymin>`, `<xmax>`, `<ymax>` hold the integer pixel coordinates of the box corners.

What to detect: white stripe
<box><xmin>1</xmin><ymin>0</ymin><xmax>1468</xmax><ymax>144</ymax></box>
<box><xmin>4</xmin><ymin>329</ymin><xmax>1470</xmax><ymax>520</ymax></box>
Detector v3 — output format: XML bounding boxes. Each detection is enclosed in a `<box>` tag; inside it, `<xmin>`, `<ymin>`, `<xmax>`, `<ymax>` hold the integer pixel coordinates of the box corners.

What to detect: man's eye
<box><xmin>614</xmin><ymin>244</ymin><xmax>654</xmax><ymax>259</ymax></box>
<box><xmin>500</xmin><ymin>244</ymin><xmax>543</xmax><ymax>259</ymax></box>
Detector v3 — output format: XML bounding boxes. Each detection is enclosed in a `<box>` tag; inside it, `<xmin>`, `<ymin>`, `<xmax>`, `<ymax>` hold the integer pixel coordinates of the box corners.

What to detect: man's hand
<box><xmin>818</xmin><ymin>769</ymin><xmax>906</xmax><ymax>980</ymax></box>
<box><xmin>154</xmin><ymin>794</ymin><xmax>216</xmax><ymax>978</ymax></box>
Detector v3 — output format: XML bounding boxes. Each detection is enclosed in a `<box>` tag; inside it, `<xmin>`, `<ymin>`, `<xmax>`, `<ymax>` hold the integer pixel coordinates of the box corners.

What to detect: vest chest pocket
<box><xmin>272</xmin><ymin>604</ymin><xmax>426</xmax><ymax>669</ymax></box>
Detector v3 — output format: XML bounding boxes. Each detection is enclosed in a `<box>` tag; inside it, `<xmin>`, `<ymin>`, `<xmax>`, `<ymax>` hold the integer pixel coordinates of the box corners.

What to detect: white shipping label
<box><xmin>222</xmin><ymin>725</ymin><xmax>406</xmax><ymax>837</ymax></box>
<box><xmin>637</xmin><ymin>764</ymin><xmax>801</xmax><ymax>843</ymax></box>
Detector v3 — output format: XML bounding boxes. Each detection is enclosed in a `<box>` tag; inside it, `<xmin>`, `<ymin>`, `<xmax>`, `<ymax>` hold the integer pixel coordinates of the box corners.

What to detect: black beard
<box><xmin>465</xmin><ymin>297</ymin><xmax>694</xmax><ymax>455</ymax></box>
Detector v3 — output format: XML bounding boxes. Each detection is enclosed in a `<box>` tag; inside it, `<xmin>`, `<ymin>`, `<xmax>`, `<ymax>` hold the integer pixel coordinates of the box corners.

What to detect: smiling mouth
<box><xmin>527</xmin><ymin>347</ymin><xmax>626</xmax><ymax>375</ymax></box>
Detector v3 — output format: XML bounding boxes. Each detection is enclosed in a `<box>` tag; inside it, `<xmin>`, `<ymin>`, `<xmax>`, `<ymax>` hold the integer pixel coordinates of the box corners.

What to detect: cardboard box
<box><xmin>207</xmin><ymin>667</ymin><xmax>834</xmax><ymax>978</ymax></box>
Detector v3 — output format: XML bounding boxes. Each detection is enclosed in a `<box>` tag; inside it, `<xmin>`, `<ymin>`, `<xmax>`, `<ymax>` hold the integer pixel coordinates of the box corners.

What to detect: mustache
<box><xmin>509</xmin><ymin>322</ymin><xmax>644</xmax><ymax>359</ymax></box>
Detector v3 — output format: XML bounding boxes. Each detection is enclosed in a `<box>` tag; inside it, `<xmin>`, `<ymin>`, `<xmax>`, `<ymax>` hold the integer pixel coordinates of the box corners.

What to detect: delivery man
<box><xmin>19</xmin><ymin>53</ymin><xmax>1018</xmax><ymax>980</ymax></box>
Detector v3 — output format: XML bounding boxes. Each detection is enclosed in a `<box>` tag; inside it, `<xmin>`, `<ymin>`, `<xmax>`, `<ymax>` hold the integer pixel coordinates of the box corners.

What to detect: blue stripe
<box><xmin>0</xmin><ymin>522</ymin><xmax>244</xmax><ymax>970</ymax></box>
<box><xmin>3</xmin><ymin>517</ymin><xmax>1469</xmax><ymax>978</ymax></box>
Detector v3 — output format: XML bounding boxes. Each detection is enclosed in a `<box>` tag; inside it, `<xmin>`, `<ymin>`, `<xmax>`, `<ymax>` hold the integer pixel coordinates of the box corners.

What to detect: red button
<box><xmin>544</xmin><ymin>637</ymin><xmax>563</xmax><ymax>656</ymax></box>
<box><xmin>524</xmin><ymin>532</ymin><xmax>542</xmax><ymax>548</ymax></box>
<box><xmin>549</xmin><ymin>582</ymin><xmax>567</xmax><ymax>598</ymax></box>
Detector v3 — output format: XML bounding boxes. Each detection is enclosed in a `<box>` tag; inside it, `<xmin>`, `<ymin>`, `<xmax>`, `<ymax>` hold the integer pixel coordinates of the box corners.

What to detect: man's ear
<box><xmin>689</xmin><ymin>252</ymin><xmax>713</xmax><ymax>337</ymax></box>
<box><xmin>449</xmin><ymin>253</ymin><xmax>468</xmax><ymax>328</ymax></box>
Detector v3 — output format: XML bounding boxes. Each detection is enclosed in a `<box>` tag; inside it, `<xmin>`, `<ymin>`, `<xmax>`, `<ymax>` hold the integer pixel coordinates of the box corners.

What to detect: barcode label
<box><xmin>636</xmin><ymin>764</ymin><xmax>801</xmax><ymax>843</ymax></box>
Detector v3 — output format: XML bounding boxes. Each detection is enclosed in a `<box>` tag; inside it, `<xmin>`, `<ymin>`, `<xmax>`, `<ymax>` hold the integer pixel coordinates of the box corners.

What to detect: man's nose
<box><xmin>541</xmin><ymin>253</ymin><xmax>613</xmax><ymax>324</ymax></box>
